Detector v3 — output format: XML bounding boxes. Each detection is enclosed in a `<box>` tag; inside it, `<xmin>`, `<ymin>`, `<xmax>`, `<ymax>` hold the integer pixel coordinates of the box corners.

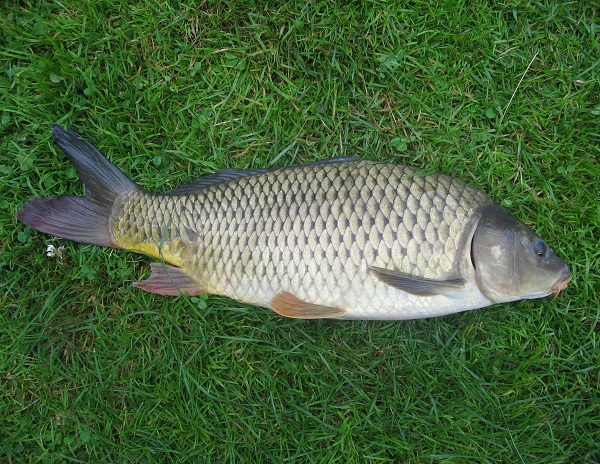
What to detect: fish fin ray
<box><xmin>301</xmin><ymin>156</ymin><xmax>360</xmax><ymax>165</ymax></box>
<box><xmin>18</xmin><ymin>195</ymin><xmax>116</xmax><ymax>247</ymax></box>
<box><xmin>369</xmin><ymin>265</ymin><xmax>465</xmax><ymax>296</ymax></box>
<box><xmin>133</xmin><ymin>262</ymin><xmax>205</xmax><ymax>296</ymax></box>
<box><xmin>271</xmin><ymin>291</ymin><xmax>345</xmax><ymax>319</ymax></box>
<box><xmin>167</xmin><ymin>168</ymin><xmax>271</xmax><ymax>195</ymax></box>
<box><xmin>51</xmin><ymin>125</ymin><xmax>140</xmax><ymax>201</ymax></box>
<box><xmin>18</xmin><ymin>125</ymin><xmax>142</xmax><ymax>247</ymax></box>
<box><xmin>167</xmin><ymin>157</ymin><xmax>361</xmax><ymax>196</ymax></box>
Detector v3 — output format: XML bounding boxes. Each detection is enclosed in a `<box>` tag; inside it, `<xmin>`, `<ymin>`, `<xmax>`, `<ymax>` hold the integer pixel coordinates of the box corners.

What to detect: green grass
<box><xmin>1</xmin><ymin>0</ymin><xmax>598</xmax><ymax>462</ymax></box>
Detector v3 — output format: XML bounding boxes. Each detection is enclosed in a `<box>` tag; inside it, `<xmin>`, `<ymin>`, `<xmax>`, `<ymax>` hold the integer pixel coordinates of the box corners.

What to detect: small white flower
<box><xmin>46</xmin><ymin>244</ymin><xmax>65</xmax><ymax>259</ymax></box>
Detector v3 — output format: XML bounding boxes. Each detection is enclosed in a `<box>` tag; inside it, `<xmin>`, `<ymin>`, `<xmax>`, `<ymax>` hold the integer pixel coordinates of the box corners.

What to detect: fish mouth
<box><xmin>549</xmin><ymin>266</ymin><xmax>571</xmax><ymax>300</ymax></box>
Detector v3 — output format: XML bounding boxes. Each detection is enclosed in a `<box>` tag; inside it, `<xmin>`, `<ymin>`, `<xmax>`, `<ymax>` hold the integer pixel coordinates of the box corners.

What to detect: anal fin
<box><xmin>133</xmin><ymin>262</ymin><xmax>204</xmax><ymax>296</ymax></box>
<box><xmin>271</xmin><ymin>292</ymin><xmax>345</xmax><ymax>319</ymax></box>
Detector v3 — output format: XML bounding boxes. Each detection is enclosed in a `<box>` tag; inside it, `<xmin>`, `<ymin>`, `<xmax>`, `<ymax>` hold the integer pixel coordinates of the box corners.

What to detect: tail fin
<box><xmin>17</xmin><ymin>125</ymin><xmax>142</xmax><ymax>247</ymax></box>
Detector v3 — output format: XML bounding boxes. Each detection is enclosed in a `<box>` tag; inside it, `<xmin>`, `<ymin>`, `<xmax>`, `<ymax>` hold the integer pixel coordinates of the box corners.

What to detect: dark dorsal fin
<box><xmin>167</xmin><ymin>156</ymin><xmax>360</xmax><ymax>196</ymax></box>
<box><xmin>167</xmin><ymin>168</ymin><xmax>270</xmax><ymax>195</ymax></box>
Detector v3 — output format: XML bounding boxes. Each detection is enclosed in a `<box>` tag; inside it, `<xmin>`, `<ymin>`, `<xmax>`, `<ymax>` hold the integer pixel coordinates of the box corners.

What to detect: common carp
<box><xmin>17</xmin><ymin>125</ymin><xmax>571</xmax><ymax>319</ymax></box>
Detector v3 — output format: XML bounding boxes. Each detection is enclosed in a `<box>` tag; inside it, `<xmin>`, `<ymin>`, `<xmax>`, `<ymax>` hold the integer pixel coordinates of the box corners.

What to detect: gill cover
<box><xmin>471</xmin><ymin>206</ymin><xmax>570</xmax><ymax>303</ymax></box>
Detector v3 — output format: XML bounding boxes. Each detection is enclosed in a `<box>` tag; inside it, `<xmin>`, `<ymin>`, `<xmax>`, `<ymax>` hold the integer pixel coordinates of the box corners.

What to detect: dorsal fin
<box><xmin>167</xmin><ymin>156</ymin><xmax>361</xmax><ymax>196</ymax></box>
<box><xmin>301</xmin><ymin>156</ymin><xmax>359</xmax><ymax>165</ymax></box>
<box><xmin>167</xmin><ymin>168</ymin><xmax>270</xmax><ymax>195</ymax></box>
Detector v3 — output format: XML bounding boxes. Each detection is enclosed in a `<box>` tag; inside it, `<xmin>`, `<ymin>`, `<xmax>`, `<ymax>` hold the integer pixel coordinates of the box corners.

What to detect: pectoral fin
<box><xmin>369</xmin><ymin>265</ymin><xmax>465</xmax><ymax>297</ymax></box>
<box><xmin>133</xmin><ymin>262</ymin><xmax>205</xmax><ymax>296</ymax></box>
<box><xmin>271</xmin><ymin>292</ymin><xmax>346</xmax><ymax>319</ymax></box>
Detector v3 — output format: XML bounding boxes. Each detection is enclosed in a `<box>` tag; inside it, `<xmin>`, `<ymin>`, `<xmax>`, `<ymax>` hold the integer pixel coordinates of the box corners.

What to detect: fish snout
<box><xmin>550</xmin><ymin>265</ymin><xmax>571</xmax><ymax>296</ymax></box>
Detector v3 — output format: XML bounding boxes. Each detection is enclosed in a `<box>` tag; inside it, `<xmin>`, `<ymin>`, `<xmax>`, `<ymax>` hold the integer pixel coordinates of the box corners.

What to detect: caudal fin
<box><xmin>17</xmin><ymin>125</ymin><xmax>142</xmax><ymax>247</ymax></box>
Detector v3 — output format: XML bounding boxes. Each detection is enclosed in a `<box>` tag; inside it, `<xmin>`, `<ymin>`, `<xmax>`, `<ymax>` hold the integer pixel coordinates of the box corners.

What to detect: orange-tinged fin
<box><xmin>369</xmin><ymin>265</ymin><xmax>465</xmax><ymax>296</ymax></box>
<box><xmin>17</xmin><ymin>125</ymin><xmax>141</xmax><ymax>247</ymax></box>
<box><xmin>133</xmin><ymin>262</ymin><xmax>205</xmax><ymax>296</ymax></box>
<box><xmin>271</xmin><ymin>291</ymin><xmax>345</xmax><ymax>319</ymax></box>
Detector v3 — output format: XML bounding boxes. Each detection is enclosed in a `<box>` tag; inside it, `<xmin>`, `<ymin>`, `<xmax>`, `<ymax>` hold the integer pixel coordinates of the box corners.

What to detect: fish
<box><xmin>17</xmin><ymin>125</ymin><xmax>571</xmax><ymax>320</ymax></box>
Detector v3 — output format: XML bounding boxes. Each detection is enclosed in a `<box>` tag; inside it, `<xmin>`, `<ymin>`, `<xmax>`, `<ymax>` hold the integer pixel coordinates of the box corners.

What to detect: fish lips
<box><xmin>550</xmin><ymin>265</ymin><xmax>572</xmax><ymax>297</ymax></box>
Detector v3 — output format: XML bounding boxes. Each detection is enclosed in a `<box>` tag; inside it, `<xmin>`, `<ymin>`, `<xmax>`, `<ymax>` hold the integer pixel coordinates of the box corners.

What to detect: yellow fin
<box><xmin>271</xmin><ymin>292</ymin><xmax>345</xmax><ymax>319</ymax></box>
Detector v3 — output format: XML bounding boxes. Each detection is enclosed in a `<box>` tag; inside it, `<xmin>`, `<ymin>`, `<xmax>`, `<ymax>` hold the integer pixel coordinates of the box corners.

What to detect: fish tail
<box><xmin>17</xmin><ymin>125</ymin><xmax>141</xmax><ymax>247</ymax></box>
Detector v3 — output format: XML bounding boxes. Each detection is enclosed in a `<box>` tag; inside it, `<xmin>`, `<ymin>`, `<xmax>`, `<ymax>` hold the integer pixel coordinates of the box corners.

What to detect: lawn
<box><xmin>1</xmin><ymin>0</ymin><xmax>598</xmax><ymax>462</ymax></box>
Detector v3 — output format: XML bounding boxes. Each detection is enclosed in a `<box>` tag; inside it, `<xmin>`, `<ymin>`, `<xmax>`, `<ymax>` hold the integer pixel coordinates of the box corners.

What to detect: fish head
<box><xmin>471</xmin><ymin>206</ymin><xmax>571</xmax><ymax>304</ymax></box>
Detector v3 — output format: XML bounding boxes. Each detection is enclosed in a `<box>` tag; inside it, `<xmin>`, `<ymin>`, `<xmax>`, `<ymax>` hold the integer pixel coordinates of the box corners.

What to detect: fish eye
<box><xmin>534</xmin><ymin>238</ymin><xmax>548</xmax><ymax>257</ymax></box>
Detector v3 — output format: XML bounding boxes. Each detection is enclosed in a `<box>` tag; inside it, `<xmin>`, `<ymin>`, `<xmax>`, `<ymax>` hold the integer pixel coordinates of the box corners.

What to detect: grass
<box><xmin>1</xmin><ymin>0</ymin><xmax>598</xmax><ymax>462</ymax></box>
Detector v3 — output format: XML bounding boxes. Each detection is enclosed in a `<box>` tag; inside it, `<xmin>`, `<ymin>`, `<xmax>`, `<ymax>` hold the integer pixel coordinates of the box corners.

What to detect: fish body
<box><xmin>18</xmin><ymin>126</ymin><xmax>571</xmax><ymax>320</ymax></box>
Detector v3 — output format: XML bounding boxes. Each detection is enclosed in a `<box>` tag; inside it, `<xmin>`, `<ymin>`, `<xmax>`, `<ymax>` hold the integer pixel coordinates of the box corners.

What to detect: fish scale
<box><xmin>110</xmin><ymin>161</ymin><xmax>494</xmax><ymax>319</ymax></box>
<box><xmin>18</xmin><ymin>126</ymin><xmax>571</xmax><ymax>320</ymax></box>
